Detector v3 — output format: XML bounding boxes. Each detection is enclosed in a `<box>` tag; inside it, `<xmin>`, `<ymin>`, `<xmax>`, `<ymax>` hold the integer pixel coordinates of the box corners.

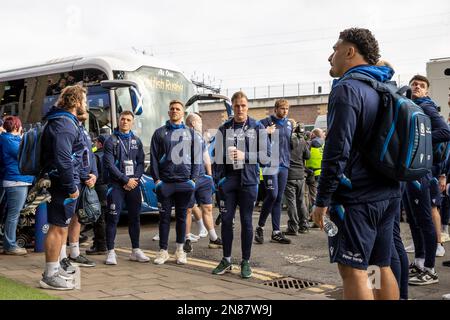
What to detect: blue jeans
<box><xmin>3</xmin><ymin>186</ymin><xmax>28</xmax><ymax>251</ymax></box>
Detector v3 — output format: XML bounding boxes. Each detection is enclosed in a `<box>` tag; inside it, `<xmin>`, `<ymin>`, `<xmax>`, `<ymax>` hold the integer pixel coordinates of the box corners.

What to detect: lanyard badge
<box><xmin>119</xmin><ymin>137</ymin><xmax>134</xmax><ymax>176</ymax></box>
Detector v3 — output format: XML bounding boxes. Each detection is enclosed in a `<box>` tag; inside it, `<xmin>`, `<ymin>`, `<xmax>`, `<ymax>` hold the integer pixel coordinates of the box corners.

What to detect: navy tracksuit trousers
<box><xmin>219</xmin><ymin>175</ymin><xmax>258</xmax><ymax>260</ymax></box>
<box><xmin>405</xmin><ymin>174</ymin><xmax>437</xmax><ymax>269</ymax></box>
<box><xmin>156</xmin><ymin>181</ymin><xmax>194</xmax><ymax>250</ymax></box>
<box><xmin>106</xmin><ymin>184</ymin><xmax>142</xmax><ymax>250</ymax></box>
<box><xmin>258</xmin><ymin>167</ymin><xmax>288</xmax><ymax>231</ymax></box>
<box><xmin>390</xmin><ymin>189</ymin><xmax>409</xmax><ymax>300</ymax></box>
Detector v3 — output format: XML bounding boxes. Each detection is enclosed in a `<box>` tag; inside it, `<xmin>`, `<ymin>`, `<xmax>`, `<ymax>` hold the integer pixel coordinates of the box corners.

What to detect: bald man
<box><xmin>184</xmin><ymin>113</ymin><xmax>222</xmax><ymax>252</ymax></box>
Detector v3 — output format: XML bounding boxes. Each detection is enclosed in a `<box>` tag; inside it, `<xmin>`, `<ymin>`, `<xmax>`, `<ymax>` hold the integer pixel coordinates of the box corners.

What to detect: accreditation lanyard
<box><xmin>119</xmin><ymin>137</ymin><xmax>135</xmax><ymax>176</ymax></box>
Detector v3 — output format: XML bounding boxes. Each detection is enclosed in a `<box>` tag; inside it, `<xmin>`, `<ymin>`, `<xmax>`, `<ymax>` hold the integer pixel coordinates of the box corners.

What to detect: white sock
<box><xmin>224</xmin><ymin>256</ymin><xmax>231</xmax><ymax>263</ymax></box>
<box><xmin>208</xmin><ymin>229</ymin><xmax>218</xmax><ymax>241</ymax></box>
<box><xmin>415</xmin><ymin>258</ymin><xmax>425</xmax><ymax>269</ymax></box>
<box><xmin>424</xmin><ymin>266</ymin><xmax>435</xmax><ymax>274</ymax></box>
<box><xmin>59</xmin><ymin>244</ymin><xmax>67</xmax><ymax>260</ymax></box>
<box><xmin>132</xmin><ymin>248</ymin><xmax>141</xmax><ymax>253</ymax></box>
<box><xmin>273</xmin><ymin>230</ymin><xmax>281</xmax><ymax>235</ymax></box>
<box><xmin>196</xmin><ymin>218</ymin><xmax>206</xmax><ymax>231</ymax></box>
<box><xmin>176</xmin><ymin>243</ymin><xmax>184</xmax><ymax>251</ymax></box>
<box><xmin>443</xmin><ymin>225</ymin><xmax>449</xmax><ymax>234</ymax></box>
<box><xmin>45</xmin><ymin>262</ymin><xmax>60</xmax><ymax>277</ymax></box>
<box><xmin>69</xmin><ymin>242</ymin><xmax>80</xmax><ymax>259</ymax></box>
<box><xmin>108</xmin><ymin>249</ymin><xmax>115</xmax><ymax>254</ymax></box>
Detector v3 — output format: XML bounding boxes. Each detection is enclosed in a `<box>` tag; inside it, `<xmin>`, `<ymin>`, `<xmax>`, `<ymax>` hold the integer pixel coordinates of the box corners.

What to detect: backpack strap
<box><xmin>110</xmin><ymin>134</ymin><xmax>119</xmax><ymax>157</ymax></box>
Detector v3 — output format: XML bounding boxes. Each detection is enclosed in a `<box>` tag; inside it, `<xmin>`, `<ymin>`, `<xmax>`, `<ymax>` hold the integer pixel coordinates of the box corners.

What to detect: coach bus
<box><xmin>0</xmin><ymin>51</ymin><xmax>203</xmax><ymax>213</ymax></box>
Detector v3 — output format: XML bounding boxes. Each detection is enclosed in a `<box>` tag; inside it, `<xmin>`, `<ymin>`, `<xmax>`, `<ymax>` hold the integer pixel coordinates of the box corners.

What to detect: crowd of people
<box><xmin>1</xmin><ymin>27</ymin><xmax>450</xmax><ymax>300</ymax></box>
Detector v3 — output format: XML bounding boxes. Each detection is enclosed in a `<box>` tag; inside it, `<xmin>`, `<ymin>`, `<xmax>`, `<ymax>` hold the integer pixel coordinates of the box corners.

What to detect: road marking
<box><xmin>283</xmin><ymin>254</ymin><xmax>316</xmax><ymax>264</ymax></box>
<box><xmin>114</xmin><ymin>247</ymin><xmax>282</xmax><ymax>281</ymax></box>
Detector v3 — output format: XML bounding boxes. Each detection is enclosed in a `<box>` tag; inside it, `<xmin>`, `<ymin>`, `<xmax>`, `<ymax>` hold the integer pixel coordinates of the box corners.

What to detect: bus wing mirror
<box><xmin>100</xmin><ymin>80</ymin><xmax>143</xmax><ymax>116</ymax></box>
<box><xmin>185</xmin><ymin>93</ymin><xmax>233</xmax><ymax>117</ymax></box>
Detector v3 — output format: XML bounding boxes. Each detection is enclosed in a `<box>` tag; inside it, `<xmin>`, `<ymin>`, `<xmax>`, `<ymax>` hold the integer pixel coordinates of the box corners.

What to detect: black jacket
<box><xmin>288</xmin><ymin>133</ymin><xmax>310</xmax><ymax>180</ymax></box>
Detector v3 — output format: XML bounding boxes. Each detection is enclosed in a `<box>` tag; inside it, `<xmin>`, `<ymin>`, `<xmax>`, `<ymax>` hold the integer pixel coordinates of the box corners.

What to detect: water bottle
<box><xmin>323</xmin><ymin>214</ymin><xmax>338</xmax><ymax>237</ymax></box>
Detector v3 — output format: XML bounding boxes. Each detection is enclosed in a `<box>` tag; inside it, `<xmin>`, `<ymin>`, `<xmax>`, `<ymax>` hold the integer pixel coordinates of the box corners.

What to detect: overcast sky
<box><xmin>0</xmin><ymin>0</ymin><xmax>449</xmax><ymax>90</ymax></box>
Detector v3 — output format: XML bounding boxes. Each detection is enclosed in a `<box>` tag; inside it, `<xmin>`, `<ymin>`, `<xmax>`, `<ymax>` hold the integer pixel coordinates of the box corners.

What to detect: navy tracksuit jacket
<box><xmin>258</xmin><ymin>115</ymin><xmax>292</xmax><ymax>231</ymax></box>
<box><xmin>150</xmin><ymin>121</ymin><xmax>201</xmax><ymax>250</ymax></box>
<box><xmin>316</xmin><ymin>65</ymin><xmax>401</xmax><ymax>271</ymax></box>
<box><xmin>103</xmin><ymin>130</ymin><xmax>145</xmax><ymax>250</ymax></box>
<box><xmin>405</xmin><ymin>97</ymin><xmax>450</xmax><ymax>269</ymax></box>
<box><xmin>41</xmin><ymin>107</ymin><xmax>83</xmax><ymax>226</ymax></box>
<box><xmin>213</xmin><ymin>116</ymin><xmax>270</xmax><ymax>260</ymax></box>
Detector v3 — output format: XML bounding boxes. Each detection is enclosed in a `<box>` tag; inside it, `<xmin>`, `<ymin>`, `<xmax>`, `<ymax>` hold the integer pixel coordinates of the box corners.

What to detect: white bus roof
<box><xmin>0</xmin><ymin>51</ymin><xmax>184</xmax><ymax>81</ymax></box>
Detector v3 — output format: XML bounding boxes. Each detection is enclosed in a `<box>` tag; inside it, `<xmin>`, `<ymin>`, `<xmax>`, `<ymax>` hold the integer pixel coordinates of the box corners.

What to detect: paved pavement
<box><xmin>2</xmin><ymin>207</ymin><xmax>450</xmax><ymax>300</ymax></box>
<box><xmin>0</xmin><ymin>245</ymin><xmax>332</xmax><ymax>300</ymax></box>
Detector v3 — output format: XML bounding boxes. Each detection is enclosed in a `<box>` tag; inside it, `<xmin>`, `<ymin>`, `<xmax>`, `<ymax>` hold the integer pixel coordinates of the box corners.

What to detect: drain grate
<box><xmin>263</xmin><ymin>277</ymin><xmax>320</xmax><ymax>290</ymax></box>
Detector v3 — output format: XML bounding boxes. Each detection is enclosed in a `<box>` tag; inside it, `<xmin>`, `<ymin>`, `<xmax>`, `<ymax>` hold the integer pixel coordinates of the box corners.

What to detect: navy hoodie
<box><xmin>103</xmin><ymin>130</ymin><xmax>145</xmax><ymax>187</ymax></box>
<box><xmin>316</xmin><ymin>65</ymin><xmax>401</xmax><ymax>207</ymax></box>
<box><xmin>260</xmin><ymin>115</ymin><xmax>292</xmax><ymax>169</ymax></box>
<box><xmin>41</xmin><ymin>106</ymin><xmax>82</xmax><ymax>195</ymax></box>
<box><xmin>150</xmin><ymin>121</ymin><xmax>201</xmax><ymax>183</ymax></box>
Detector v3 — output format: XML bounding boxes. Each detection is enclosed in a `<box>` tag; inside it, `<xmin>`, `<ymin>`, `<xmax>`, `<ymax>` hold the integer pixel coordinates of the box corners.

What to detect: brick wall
<box><xmin>200</xmin><ymin>104</ymin><xmax>328</xmax><ymax>131</ymax></box>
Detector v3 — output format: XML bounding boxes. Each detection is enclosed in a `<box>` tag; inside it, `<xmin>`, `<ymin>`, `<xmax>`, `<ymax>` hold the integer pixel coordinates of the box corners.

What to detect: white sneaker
<box><xmin>186</xmin><ymin>233</ymin><xmax>199</xmax><ymax>242</ymax></box>
<box><xmin>154</xmin><ymin>249</ymin><xmax>169</xmax><ymax>265</ymax></box>
<box><xmin>436</xmin><ymin>243</ymin><xmax>446</xmax><ymax>257</ymax></box>
<box><xmin>105</xmin><ymin>250</ymin><xmax>117</xmax><ymax>265</ymax></box>
<box><xmin>404</xmin><ymin>242</ymin><xmax>415</xmax><ymax>253</ymax></box>
<box><xmin>152</xmin><ymin>233</ymin><xmax>160</xmax><ymax>241</ymax></box>
<box><xmin>443</xmin><ymin>293</ymin><xmax>450</xmax><ymax>300</ymax></box>
<box><xmin>441</xmin><ymin>232</ymin><xmax>450</xmax><ymax>243</ymax></box>
<box><xmin>175</xmin><ymin>249</ymin><xmax>187</xmax><ymax>264</ymax></box>
<box><xmin>130</xmin><ymin>249</ymin><xmax>150</xmax><ymax>262</ymax></box>
<box><xmin>198</xmin><ymin>228</ymin><xmax>208</xmax><ymax>238</ymax></box>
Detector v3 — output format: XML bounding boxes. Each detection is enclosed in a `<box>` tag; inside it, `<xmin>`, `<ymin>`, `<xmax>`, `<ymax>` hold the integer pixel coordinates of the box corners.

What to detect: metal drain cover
<box><xmin>263</xmin><ymin>277</ymin><xmax>320</xmax><ymax>290</ymax></box>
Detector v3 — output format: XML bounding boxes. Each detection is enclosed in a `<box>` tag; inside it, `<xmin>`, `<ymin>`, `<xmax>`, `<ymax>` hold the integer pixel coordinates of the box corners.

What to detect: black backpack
<box><xmin>77</xmin><ymin>185</ymin><xmax>101</xmax><ymax>225</ymax></box>
<box><xmin>344</xmin><ymin>73</ymin><xmax>433</xmax><ymax>181</ymax></box>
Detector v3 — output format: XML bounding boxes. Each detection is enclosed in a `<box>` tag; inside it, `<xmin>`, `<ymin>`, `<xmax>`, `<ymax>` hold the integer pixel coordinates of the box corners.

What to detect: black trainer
<box><xmin>208</xmin><ymin>237</ymin><xmax>223</xmax><ymax>249</ymax></box>
<box><xmin>443</xmin><ymin>260</ymin><xmax>450</xmax><ymax>267</ymax></box>
<box><xmin>271</xmin><ymin>232</ymin><xmax>291</xmax><ymax>244</ymax></box>
<box><xmin>409</xmin><ymin>269</ymin><xmax>439</xmax><ymax>286</ymax></box>
<box><xmin>68</xmin><ymin>254</ymin><xmax>96</xmax><ymax>267</ymax></box>
<box><xmin>284</xmin><ymin>228</ymin><xmax>298</xmax><ymax>236</ymax></box>
<box><xmin>183</xmin><ymin>239</ymin><xmax>193</xmax><ymax>253</ymax></box>
<box><xmin>86</xmin><ymin>245</ymin><xmax>108</xmax><ymax>255</ymax></box>
<box><xmin>408</xmin><ymin>263</ymin><xmax>423</xmax><ymax>278</ymax></box>
<box><xmin>298</xmin><ymin>227</ymin><xmax>310</xmax><ymax>234</ymax></box>
<box><xmin>60</xmin><ymin>257</ymin><xmax>76</xmax><ymax>274</ymax></box>
<box><xmin>254</xmin><ymin>226</ymin><xmax>264</xmax><ymax>244</ymax></box>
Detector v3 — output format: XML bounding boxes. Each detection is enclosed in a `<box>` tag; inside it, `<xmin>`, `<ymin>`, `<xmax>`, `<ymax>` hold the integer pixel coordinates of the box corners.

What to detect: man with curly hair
<box><xmin>313</xmin><ymin>28</ymin><xmax>401</xmax><ymax>300</ymax></box>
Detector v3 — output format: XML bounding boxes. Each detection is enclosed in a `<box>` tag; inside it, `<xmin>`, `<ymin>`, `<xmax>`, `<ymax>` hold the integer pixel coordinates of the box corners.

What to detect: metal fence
<box><xmin>222</xmin><ymin>81</ymin><xmax>332</xmax><ymax>100</ymax></box>
<box><xmin>210</xmin><ymin>74</ymin><xmax>415</xmax><ymax>100</ymax></box>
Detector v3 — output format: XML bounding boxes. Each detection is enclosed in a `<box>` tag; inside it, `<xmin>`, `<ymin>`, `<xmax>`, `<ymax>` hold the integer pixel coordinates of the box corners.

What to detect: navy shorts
<box><xmin>47</xmin><ymin>184</ymin><xmax>78</xmax><ymax>227</ymax></box>
<box><xmin>328</xmin><ymin>198</ymin><xmax>399</xmax><ymax>270</ymax></box>
<box><xmin>188</xmin><ymin>175</ymin><xmax>214</xmax><ymax>208</ymax></box>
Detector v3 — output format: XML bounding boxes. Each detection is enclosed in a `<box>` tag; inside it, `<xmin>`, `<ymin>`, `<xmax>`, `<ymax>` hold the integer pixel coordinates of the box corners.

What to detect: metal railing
<box><xmin>207</xmin><ymin>74</ymin><xmax>415</xmax><ymax>100</ymax></box>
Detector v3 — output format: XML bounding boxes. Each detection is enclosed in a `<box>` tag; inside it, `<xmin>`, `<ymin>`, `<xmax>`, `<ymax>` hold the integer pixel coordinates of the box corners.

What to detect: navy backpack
<box><xmin>345</xmin><ymin>73</ymin><xmax>433</xmax><ymax>181</ymax></box>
